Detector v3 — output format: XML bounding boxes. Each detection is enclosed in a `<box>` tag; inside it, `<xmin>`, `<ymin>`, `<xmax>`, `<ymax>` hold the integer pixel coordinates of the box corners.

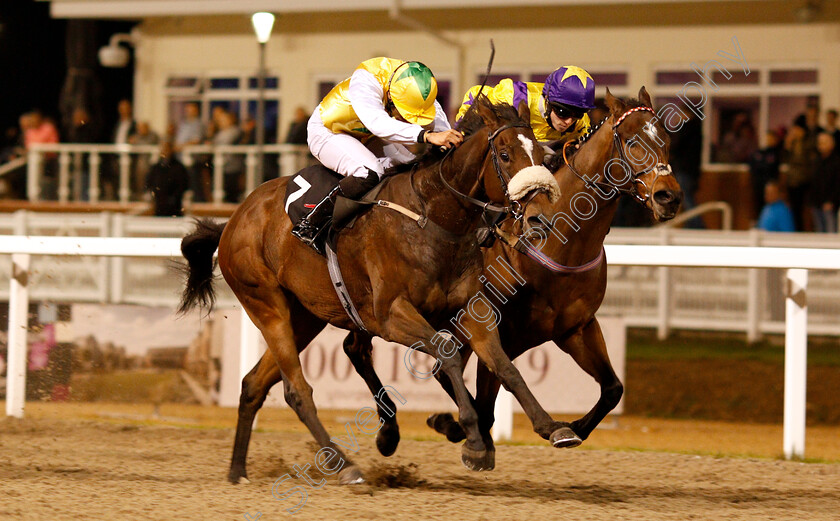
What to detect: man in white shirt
<box><xmin>294</xmin><ymin>58</ymin><xmax>462</xmax><ymax>249</ymax></box>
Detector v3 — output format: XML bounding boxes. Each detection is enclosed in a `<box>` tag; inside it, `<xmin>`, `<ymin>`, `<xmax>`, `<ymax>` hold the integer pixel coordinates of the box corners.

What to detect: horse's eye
<box><xmin>500</xmin><ymin>152</ymin><xmax>510</xmax><ymax>162</ymax></box>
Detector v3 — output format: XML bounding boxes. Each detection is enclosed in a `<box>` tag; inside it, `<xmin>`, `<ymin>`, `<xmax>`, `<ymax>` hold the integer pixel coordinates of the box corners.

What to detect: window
<box><xmin>166</xmin><ymin>71</ymin><xmax>281</xmax><ymax>142</ymax></box>
<box><xmin>654</xmin><ymin>65</ymin><xmax>820</xmax><ymax>167</ymax></box>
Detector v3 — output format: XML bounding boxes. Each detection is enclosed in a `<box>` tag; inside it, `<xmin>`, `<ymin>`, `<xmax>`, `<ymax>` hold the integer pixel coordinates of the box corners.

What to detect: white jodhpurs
<box><xmin>307</xmin><ymin>109</ymin><xmax>416</xmax><ymax>179</ymax></box>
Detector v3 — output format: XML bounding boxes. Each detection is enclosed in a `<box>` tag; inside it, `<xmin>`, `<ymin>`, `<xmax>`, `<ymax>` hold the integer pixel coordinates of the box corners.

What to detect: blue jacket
<box><xmin>757</xmin><ymin>200</ymin><xmax>796</xmax><ymax>232</ymax></box>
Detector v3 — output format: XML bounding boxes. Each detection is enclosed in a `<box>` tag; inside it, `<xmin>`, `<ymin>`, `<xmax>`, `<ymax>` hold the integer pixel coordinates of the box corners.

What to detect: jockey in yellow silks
<box><xmin>457</xmin><ymin>66</ymin><xmax>595</xmax><ymax>147</ymax></box>
<box><xmin>295</xmin><ymin>57</ymin><xmax>462</xmax><ymax>250</ymax></box>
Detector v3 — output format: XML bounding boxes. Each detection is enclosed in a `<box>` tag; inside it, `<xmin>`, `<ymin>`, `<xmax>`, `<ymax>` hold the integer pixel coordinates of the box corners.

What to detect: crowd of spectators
<box><xmin>2</xmin><ymin>96</ymin><xmax>838</xmax><ymax>230</ymax></box>
<box><xmin>0</xmin><ymin>99</ymin><xmax>310</xmax><ymax>212</ymax></box>
<box><xmin>752</xmin><ymin>105</ymin><xmax>840</xmax><ymax>233</ymax></box>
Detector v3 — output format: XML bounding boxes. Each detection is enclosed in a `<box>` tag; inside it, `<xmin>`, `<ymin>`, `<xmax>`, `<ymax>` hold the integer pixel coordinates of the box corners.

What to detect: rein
<box><xmin>494</xmin><ymin>224</ymin><xmax>605</xmax><ymax>274</ymax></box>
<box><xmin>436</xmin><ymin>122</ymin><xmax>531</xmax><ymax>220</ymax></box>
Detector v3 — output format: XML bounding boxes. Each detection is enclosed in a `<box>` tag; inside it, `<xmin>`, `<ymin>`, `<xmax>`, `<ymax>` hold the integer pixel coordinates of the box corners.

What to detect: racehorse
<box><xmin>178</xmin><ymin>97</ymin><xmax>586</xmax><ymax>484</ymax></box>
<box><xmin>343</xmin><ymin>87</ymin><xmax>683</xmax><ymax>468</ymax></box>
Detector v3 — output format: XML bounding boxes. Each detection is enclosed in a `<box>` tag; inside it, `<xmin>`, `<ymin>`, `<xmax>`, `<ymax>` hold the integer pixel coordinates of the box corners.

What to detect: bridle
<box><xmin>491</xmin><ymin>105</ymin><xmax>673</xmax><ymax>275</ymax></box>
<box><xmin>564</xmin><ymin>106</ymin><xmax>672</xmax><ymax>205</ymax></box>
<box><xmin>437</xmin><ymin>121</ymin><xmax>532</xmax><ymax>222</ymax></box>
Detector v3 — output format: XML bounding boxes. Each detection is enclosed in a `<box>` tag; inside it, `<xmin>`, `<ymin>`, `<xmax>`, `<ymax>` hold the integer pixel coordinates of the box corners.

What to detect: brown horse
<box><xmin>342</xmin><ymin>87</ymin><xmax>683</xmax><ymax>467</ymax></box>
<box><xmin>178</xmin><ymin>97</ymin><xmax>587</xmax><ymax>484</ymax></box>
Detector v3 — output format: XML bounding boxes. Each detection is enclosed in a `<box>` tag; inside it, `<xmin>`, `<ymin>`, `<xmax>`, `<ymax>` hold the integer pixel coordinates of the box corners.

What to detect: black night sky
<box><xmin>0</xmin><ymin>1</ymin><xmax>135</xmax><ymax>142</ymax></box>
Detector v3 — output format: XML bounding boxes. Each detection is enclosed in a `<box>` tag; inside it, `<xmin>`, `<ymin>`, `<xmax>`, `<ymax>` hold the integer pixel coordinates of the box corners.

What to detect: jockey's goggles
<box><xmin>548</xmin><ymin>102</ymin><xmax>587</xmax><ymax>120</ymax></box>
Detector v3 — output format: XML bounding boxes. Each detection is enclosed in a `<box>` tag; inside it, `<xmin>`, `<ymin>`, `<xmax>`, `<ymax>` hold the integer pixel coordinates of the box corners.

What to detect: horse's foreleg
<box><xmin>229</xmin><ymin>351</ymin><xmax>283</xmax><ymax>484</ymax></box>
<box><xmin>461</xmin><ymin>314</ymin><xmax>571</xmax><ymax>448</ymax></box>
<box><xmin>558</xmin><ymin>318</ymin><xmax>623</xmax><ymax>441</ymax></box>
<box><xmin>384</xmin><ymin>298</ymin><xmax>489</xmax><ymax>471</ymax></box>
<box><xmin>342</xmin><ymin>331</ymin><xmax>400</xmax><ymax>457</ymax></box>
<box><xmin>426</xmin><ymin>350</ymin><xmax>476</xmax><ymax>444</ymax></box>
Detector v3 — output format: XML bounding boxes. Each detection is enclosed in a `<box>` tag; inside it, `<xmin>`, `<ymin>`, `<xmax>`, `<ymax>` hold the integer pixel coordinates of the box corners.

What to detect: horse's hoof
<box><xmin>338</xmin><ymin>465</ymin><xmax>365</xmax><ymax>485</ymax></box>
<box><xmin>427</xmin><ymin>413</ymin><xmax>466</xmax><ymax>443</ymax></box>
<box><xmin>376</xmin><ymin>424</ymin><xmax>400</xmax><ymax>457</ymax></box>
<box><xmin>228</xmin><ymin>469</ymin><xmax>249</xmax><ymax>484</ymax></box>
<box><xmin>550</xmin><ymin>426</ymin><xmax>582</xmax><ymax>448</ymax></box>
<box><xmin>461</xmin><ymin>446</ymin><xmax>494</xmax><ymax>471</ymax></box>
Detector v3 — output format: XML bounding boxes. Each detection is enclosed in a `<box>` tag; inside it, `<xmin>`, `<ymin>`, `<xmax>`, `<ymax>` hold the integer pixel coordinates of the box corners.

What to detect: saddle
<box><xmin>284</xmin><ymin>164</ymin><xmax>385</xmax><ymax>235</ymax></box>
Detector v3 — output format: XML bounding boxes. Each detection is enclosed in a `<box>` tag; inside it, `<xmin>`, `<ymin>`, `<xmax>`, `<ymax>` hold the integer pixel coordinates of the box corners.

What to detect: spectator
<box><xmin>825</xmin><ymin>109</ymin><xmax>840</xmax><ymax>148</ymax></box>
<box><xmin>128</xmin><ymin>121</ymin><xmax>160</xmax><ymax>199</ymax></box>
<box><xmin>669</xmin><ymin>109</ymin><xmax>703</xmax><ymax>228</ymax></box>
<box><xmin>757</xmin><ymin>180</ymin><xmax>795</xmax><ymax>232</ymax></box>
<box><xmin>284</xmin><ymin>106</ymin><xmax>309</xmax><ymax>145</ymax></box>
<box><xmin>809</xmin><ymin>132</ymin><xmax>840</xmax><ymax>233</ymax></box>
<box><xmin>718</xmin><ymin>111</ymin><xmax>757</xmax><ymax>163</ymax></box>
<box><xmin>174</xmin><ymin>102</ymin><xmax>208</xmax><ymax>201</ymax></box>
<box><xmin>23</xmin><ymin>110</ymin><xmax>60</xmax><ymax>199</ymax></box>
<box><xmin>144</xmin><ymin>141</ymin><xmax>189</xmax><ymax>217</ymax></box>
<box><xmin>239</xmin><ymin>116</ymin><xmax>256</xmax><ymax>145</ymax></box>
<box><xmin>112</xmin><ymin>99</ymin><xmax>136</xmax><ymax>145</ymax></box>
<box><xmin>212</xmin><ymin>111</ymin><xmax>244</xmax><ymax>203</ymax></box>
<box><xmin>749</xmin><ymin>130</ymin><xmax>783</xmax><ymax>221</ymax></box>
<box><xmin>174</xmin><ymin>102</ymin><xmax>205</xmax><ymax>153</ymax></box>
<box><xmin>0</xmin><ymin>125</ymin><xmax>25</xmax><ymax>198</ymax></box>
<box><xmin>781</xmin><ymin>117</ymin><xmax>816</xmax><ymax>230</ymax></box>
<box><xmin>67</xmin><ymin>107</ymin><xmax>98</xmax><ymax>201</ymax></box>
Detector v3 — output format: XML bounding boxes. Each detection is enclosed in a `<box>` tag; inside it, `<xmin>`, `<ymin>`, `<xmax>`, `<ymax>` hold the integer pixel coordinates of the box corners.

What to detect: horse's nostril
<box><xmin>654</xmin><ymin>190</ymin><xmax>680</xmax><ymax>206</ymax></box>
<box><xmin>527</xmin><ymin>216</ymin><xmax>542</xmax><ymax>228</ymax></box>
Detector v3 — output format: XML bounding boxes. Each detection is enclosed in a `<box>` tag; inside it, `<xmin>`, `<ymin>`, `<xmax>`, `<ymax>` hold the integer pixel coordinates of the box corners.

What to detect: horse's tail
<box><xmin>177</xmin><ymin>218</ymin><xmax>227</xmax><ymax>315</ymax></box>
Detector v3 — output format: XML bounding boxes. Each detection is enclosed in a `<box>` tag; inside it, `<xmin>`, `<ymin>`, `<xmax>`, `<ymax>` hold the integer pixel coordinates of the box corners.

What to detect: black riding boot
<box><xmin>291</xmin><ymin>169</ymin><xmax>380</xmax><ymax>254</ymax></box>
<box><xmin>291</xmin><ymin>186</ymin><xmax>339</xmax><ymax>254</ymax></box>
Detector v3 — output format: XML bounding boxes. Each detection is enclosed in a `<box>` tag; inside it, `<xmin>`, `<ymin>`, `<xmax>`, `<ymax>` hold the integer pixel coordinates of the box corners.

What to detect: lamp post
<box><xmin>251</xmin><ymin>12</ymin><xmax>275</xmax><ymax>185</ymax></box>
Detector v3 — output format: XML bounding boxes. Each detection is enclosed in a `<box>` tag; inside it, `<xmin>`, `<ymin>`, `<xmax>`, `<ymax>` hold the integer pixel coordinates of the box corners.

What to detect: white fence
<box><xmin>25</xmin><ymin>142</ymin><xmax>311</xmax><ymax>204</ymax></box>
<box><xmin>2</xmin><ymin>213</ymin><xmax>840</xmax><ymax>342</ymax></box>
<box><xmin>3</xmin><ymin>234</ymin><xmax>839</xmax><ymax>459</ymax></box>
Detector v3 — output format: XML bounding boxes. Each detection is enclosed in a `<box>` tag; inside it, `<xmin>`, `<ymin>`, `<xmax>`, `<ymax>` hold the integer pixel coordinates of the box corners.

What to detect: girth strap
<box><xmin>325</xmin><ymin>231</ymin><xmax>368</xmax><ymax>332</ymax></box>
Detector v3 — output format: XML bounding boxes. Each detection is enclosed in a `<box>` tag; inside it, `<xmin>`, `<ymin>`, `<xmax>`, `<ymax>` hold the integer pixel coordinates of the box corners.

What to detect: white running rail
<box><xmin>4</xmin><ymin>236</ymin><xmax>840</xmax><ymax>460</ymax></box>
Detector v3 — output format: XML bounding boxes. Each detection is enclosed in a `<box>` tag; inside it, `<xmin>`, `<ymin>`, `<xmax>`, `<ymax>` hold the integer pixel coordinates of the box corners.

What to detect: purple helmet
<box><xmin>542</xmin><ymin>66</ymin><xmax>596</xmax><ymax>110</ymax></box>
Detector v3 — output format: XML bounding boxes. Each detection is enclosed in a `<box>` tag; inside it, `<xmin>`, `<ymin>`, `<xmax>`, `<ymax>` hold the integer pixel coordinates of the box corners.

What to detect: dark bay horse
<box><xmin>343</xmin><ymin>87</ymin><xmax>683</xmax><ymax>468</ymax></box>
<box><xmin>178</xmin><ymin>98</ymin><xmax>586</xmax><ymax>484</ymax></box>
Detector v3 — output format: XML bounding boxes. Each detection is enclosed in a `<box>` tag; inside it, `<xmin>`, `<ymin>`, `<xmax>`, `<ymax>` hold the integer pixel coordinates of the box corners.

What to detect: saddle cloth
<box><xmin>283</xmin><ymin>164</ymin><xmax>343</xmax><ymax>227</ymax></box>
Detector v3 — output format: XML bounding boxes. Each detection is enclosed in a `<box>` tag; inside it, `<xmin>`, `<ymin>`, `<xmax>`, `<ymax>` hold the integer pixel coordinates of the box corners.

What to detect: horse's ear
<box><xmin>638</xmin><ymin>86</ymin><xmax>653</xmax><ymax>109</ymax></box>
<box><xmin>605</xmin><ymin>87</ymin><xmax>625</xmax><ymax>116</ymax></box>
<box><xmin>516</xmin><ymin>100</ymin><xmax>530</xmax><ymax>124</ymax></box>
<box><xmin>475</xmin><ymin>95</ymin><xmax>499</xmax><ymax>130</ymax></box>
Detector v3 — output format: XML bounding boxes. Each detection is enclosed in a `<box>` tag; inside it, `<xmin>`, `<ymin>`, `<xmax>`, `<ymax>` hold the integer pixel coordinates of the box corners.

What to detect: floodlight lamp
<box><xmin>251</xmin><ymin>12</ymin><xmax>275</xmax><ymax>44</ymax></box>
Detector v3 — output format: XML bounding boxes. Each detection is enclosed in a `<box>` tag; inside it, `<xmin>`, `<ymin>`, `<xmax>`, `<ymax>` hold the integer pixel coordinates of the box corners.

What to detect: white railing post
<box><xmin>118</xmin><ymin>152</ymin><xmax>132</xmax><ymax>203</ymax></box>
<box><xmin>6</xmin><ymin>253</ymin><xmax>31</xmax><ymax>418</ymax></box>
<box><xmin>245</xmin><ymin>151</ymin><xmax>258</xmax><ymax>194</ymax></box>
<box><xmin>492</xmin><ymin>388</ymin><xmax>514</xmax><ymax>441</ymax></box>
<box><xmin>747</xmin><ymin>229</ymin><xmax>761</xmax><ymax>343</ymax></box>
<box><xmin>279</xmin><ymin>147</ymin><xmax>300</xmax><ymax>177</ymax></box>
<box><xmin>26</xmin><ymin>149</ymin><xmax>41</xmax><ymax>201</ymax></box>
<box><xmin>72</xmin><ymin>152</ymin><xmax>84</xmax><ymax>201</ymax></box>
<box><xmin>213</xmin><ymin>151</ymin><xmax>225</xmax><ymax>203</ymax></box>
<box><xmin>783</xmin><ymin>268</ymin><xmax>808</xmax><ymax>460</ymax></box>
<box><xmin>657</xmin><ymin>228</ymin><xmax>671</xmax><ymax>340</ymax></box>
<box><xmin>88</xmin><ymin>152</ymin><xmax>101</xmax><ymax>202</ymax></box>
<box><xmin>58</xmin><ymin>152</ymin><xmax>71</xmax><ymax>203</ymax></box>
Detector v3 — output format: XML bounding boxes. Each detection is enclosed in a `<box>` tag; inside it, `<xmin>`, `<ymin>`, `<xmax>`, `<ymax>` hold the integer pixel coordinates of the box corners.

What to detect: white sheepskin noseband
<box><xmin>507</xmin><ymin>165</ymin><xmax>561</xmax><ymax>203</ymax></box>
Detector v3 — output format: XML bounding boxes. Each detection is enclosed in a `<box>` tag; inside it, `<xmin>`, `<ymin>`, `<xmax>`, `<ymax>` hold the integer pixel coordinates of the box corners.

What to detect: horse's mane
<box><xmin>458</xmin><ymin>96</ymin><xmax>524</xmax><ymax>138</ymax></box>
<box><xmin>576</xmin><ymin>97</ymin><xmax>649</xmax><ymax>147</ymax></box>
<box><xmin>385</xmin><ymin>96</ymin><xmax>527</xmax><ymax>176</ymax></box>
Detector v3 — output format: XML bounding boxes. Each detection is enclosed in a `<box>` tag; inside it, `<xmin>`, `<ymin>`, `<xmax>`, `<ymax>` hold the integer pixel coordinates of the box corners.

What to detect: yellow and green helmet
<box><xmin>387</xmin><ymin>61</ymin><xmax>438</xmax><ymax>126</ymax></box>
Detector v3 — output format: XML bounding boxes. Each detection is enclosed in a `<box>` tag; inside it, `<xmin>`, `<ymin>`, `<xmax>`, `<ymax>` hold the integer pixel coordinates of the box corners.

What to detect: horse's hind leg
<box><xmin>558</xmin><ymin>318</ymin><xmax>623</xmax><ymax>442</ymax></box>
<box><xmin>249</xmin><ymin>295</ymin><xmax>364</xmax><ymax>484</ymax></box>
<box><xmin>229</xmin><ymin>350</ymin><xmax>283</xmax><ymax>483</ymax></box>
<box><xmin>342</xmin><ymin>332</ymin><xmax>401</xmax><ymax>457</ymax></box>
<box><xmin>229</xmin><ymin>298</ymin><xmax>324</xmax><ymax>484</ymax></box>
